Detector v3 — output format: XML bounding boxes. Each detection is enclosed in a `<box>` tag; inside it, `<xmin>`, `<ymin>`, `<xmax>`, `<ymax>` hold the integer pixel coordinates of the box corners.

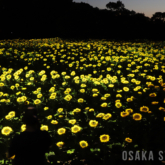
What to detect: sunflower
<box><xmin>78</xmin><ymin>98</ymin><xmax>84</xmax><ymax>103</ymax></box>
<box><xmin>10</xmin><ymin>86</ymin><xmax>15</xmax><ymax>90</ymax></box>
<box><xmin>125</xmin><ymin>108</ymin><xmax>133</xmax><ymax>114</ymax></box>
<box><xmin>37</xmin><ymin>94</ymin><xmax>42</xmax><ymax>98</ymax></box>
<box><xmin>102</xmin><ymin>113</ymin><xmax>112</xmax><ymax>120</ymax></box>
<box><xmin>148</xmin><ymin>84</ymin><xmax>154</xmax><ymax>87</ymax></box>
<box><xmin>80</xmin><ymin>89</ymin><xmax>85</xmax><ymax>93</ymax></box>
<box><xmin>8</xmin><ymin>111</ymin><xmax>15</xmax><ymax>118</ymax></box>
<box><xmin>100</xmin><ymin>134</ymin><xmax>110</xmax><ymax>143</ymax></box>
<box><xmin>44</xmin><ymin>107</ymin><xmax>49</xmax><ymax>110</ymax></box>
<box><xmin>149</xmin><ymin>93</ymin><xmax>157</xmax><ymax>97</ymax></box>
<box><xmin>51</xmin><ymin>92</ymin><xmax>57</xmax><ymax>97</ymax></box>
<box><xmin>151</xmin><ymin>101</ymin><xmax>159</xmax><ymax>105</ymax></box>
<box><xmin>93</xmin><ymin>93</ymin><xmax>98</xmax><ymax>97</ymax></box>
<box><xmin>89</xmin><ymin>120</ymin><xmax>98</xmax><ymax>127</ymax></box>
<box><xmin>1</xmin><ymin>126</ymin><xmax>13</xmax><ymax>136</ymax></box>
<box><xmin>79</xmin><ymin>141</ymin><xmax>88</xmax><ymax>148</ymax></box>
<box><xmin>116</xmin><ymin>94</ymin><xmax>122</xmax><ymax>98</ymax></box>
<box><xmin>68</xmin><ymin>119</ymin><xmax>76</xmax><ymax>125</ymax></box>
<box><xmin>73</xmin><ymin>108</ymin><xmax>81</xmax><ymax>113</ymax></box>
<box><xmin>96</xmin><ymin>113</ymin><xmax>105</xmax><ymax>118</ymax></box>
<box><xmin>57</xmin><ymin>108</ymin><xmax>63</xmax><ymax>113</ymax></box>
<box><xmin>159</xmin><ymin>107</ymin><xmax>165</xmax><ymax>111</ymax></box>
<box><xmin>57</xmin><ymin>128</ymin><xmax>66</xmax><ymax>135</ymax></box>
<box><xmin>123</xmin><ymin>87</ymin><xmax>129</xmax><ymax>92</ymax></box>
<box><xmin>101</xmin><ymin>97</ymin><xmax>107</xmax><ymax>100</ymax></box>
<box><xmin>133</xmin><ymin>113</ymin><xmax>142</xmax><ymax>121</ymax></box>
<box><xmin>125</xmin><ymin>137</ymin><xmax>132</xmax><ymax>143</ymax></box>
<box><xmin>126</xmin><ymin>98</ymin><xmax>133</xmax><ymax>102</ymax></box>
<box><xmin>115</xmin><ymin>102</ymin><xmax>122</xmax><ymax>108</ymax></box>
<box><xmin>140</xmin><ymin>106</ymin><xmax>149</xmax><ymax>112</ymax></box>
<box><xmin>101</xmin><ymin>102</ymin><xmax>107</xmax><ymax>107</ymax></box>
<box><xmin>71</xmin><ymin>125</ymin><xmax>81</xmax><ymax>133</ymax></box>
<box><xmin>64</xmin><ymin>95</ymin><xmax>72</xmax><ymax>101</ymax></box>
<box><xmin>70</xmin><ymin>71</ymin><xmax>76</xmax><ymax>76</ymax></box>
<box><xmin>92</xmin><ymin>88</ymin><xmax>98</xmax><ymax>93</ymax></box>
<box><xmin>85</xmin><ymin>107</ymin><xmax>90</xmax><ymax>110</ymax></box>
<box><xmin>51</xmin><ymin>120</ymin><xmax>58</xmax><ymax>124</ymax></box>
<box><xmin>56</xmin><ymin>141</ymin><xmax>64</xmax><ymax>148</ymax></box>
<box><xmin>120</xmin><ymin>111</ymin><xmax>129</xmax><ymax>117</ymax></box>
<box><xmin>34</xmin><ymin>99</ymin><xmax>41</xmax><ymax>105</ymax></box>
<box><xmin>17</xmin><ymin>97</ymin><xmax>24</xmax><ymax>103</ymax></box>
<box><xmin>89</xmin><ymin>108</ymin><xmax>94</xmax><ymax>112</ymax></box>
<box><xmin>47</xmin><ymin>115</ymin><xmax>52</xmax><ymax>120</ymax></box>
<box><xmin>81</xmin><ymin>84</ymin><xmax>86</xmax><ymax>88</ymax></box>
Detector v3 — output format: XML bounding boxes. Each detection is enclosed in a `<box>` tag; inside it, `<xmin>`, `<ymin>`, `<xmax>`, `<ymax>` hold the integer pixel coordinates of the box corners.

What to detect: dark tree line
<box><xmin>0</xmin><ymin>0</ymin><xmax>165</xmax><ymax>41</ymax></box>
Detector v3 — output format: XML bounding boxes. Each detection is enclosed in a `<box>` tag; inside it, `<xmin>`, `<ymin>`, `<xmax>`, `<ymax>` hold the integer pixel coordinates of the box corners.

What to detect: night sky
<box><xmin>73</xmin><ymin>0</ymin><xmax>165</xmax><ymax>18</ymax></box>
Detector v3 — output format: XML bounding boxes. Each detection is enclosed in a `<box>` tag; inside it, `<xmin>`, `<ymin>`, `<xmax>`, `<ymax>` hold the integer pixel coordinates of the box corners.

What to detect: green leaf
<box><xmin>90</xmin><ymin>148</ymin><xmax>100</xmax><ymax>152</ymax></box>
<box><xmin>134</xmin><ymin>145</ymin><xmax>138</xmax><ymax>148</ymax></box>
<box><xmin>67</xmin><ymin>149</ymin><xmax>75</xmax><ymax>154</ymax></box>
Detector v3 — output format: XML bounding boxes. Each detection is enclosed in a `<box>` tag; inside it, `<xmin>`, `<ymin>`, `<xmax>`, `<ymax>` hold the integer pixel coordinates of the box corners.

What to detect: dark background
<box><xmin>0</xmin><ymin>0</ymin><xmax>165</xmax><ymax>41</ymax></box>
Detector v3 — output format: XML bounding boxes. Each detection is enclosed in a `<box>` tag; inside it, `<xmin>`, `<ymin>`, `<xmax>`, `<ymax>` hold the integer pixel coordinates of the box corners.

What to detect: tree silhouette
<box><xmin>0</xmin><ymin>0</ymin><xmax>165</xmax><ymax>41</ymax></box>
<box><xmin>151</xmin><ymin>12</ymin><xmax>164</xmax><ymax>22</ymax></box>
<box><xmin>106</xmin><ymin>0</ymin><xmax>125</xmax><ymax>11</ymax></box>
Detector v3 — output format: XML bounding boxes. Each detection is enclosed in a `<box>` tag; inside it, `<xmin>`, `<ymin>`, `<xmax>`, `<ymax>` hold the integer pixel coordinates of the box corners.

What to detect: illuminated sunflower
<box><xmin>57</xmin><ymin>108</ymin><xmax>63</xmax><ymax>113</ymax></box>
<box><xmin>116</xmin><ymin>94</ymin><xmax>122</xmax><ymax>98</ymax></box>
<box><xmin>125</xmin><ymin>108</ymin><xmax>133</xmax><ymax>114</ymax></box>
<box><xmin>0</xmin><ymin>92</ymin><xmax>3</xmax><ymax>97</ymax></box>
<box><xmin>71</xmin><ymin>125</ymin><xmax>81</xmax><ymax>133</ymax></box>
<box><xmin>101</xmin><ymin>97</ymin><xmax>107</xmax><ymax>100</ymax></box>
<box><xmin>80</xmin><ymin>89</ymin><xmax>85</xmax><ymax>93</ymax></box>
<box><xmin>85</xmin><ymin>107</ymin><xmax>90</xmax><ymax>110</ymax></box>
<box><xmin>57</xmin><ymin>128</ymin><xmax>66</xmax><ymax>135</ymax></box>
<box><xmin>115</xmin><ymin>102</ymin><xmax>122</xmax><ymax>108</ymax></box>
<box><xmin>100</xmin><ymin>134</ymin><xmax>110</xmax><ymax>143</ymax></box>
<box><xmin>133</xmin><ymin>113</ymin><xmax>142</xmax><ymax>121</ymax></box>
<box><xmin>151</xmin><ymin>101</ymin><xmax>159</xmax><ymax>105</ymax></box>
<box><xmin>120</xmin><ymin>111</ymin><xmax>129</xmax><ymax>117</ymax></box>
<box><xmin>73</xmin><ymin>108</ymin><xmax>81</xmax><ymax>113</ymax></box>
<box><xmin>64</xmin><ymin>91</ymin><xmax>69</xmax><ymax>94</ymax></box>
<box><xmin>123</xmin><ymin>87</ymin><xmax>129</xmax><ymax>92</ymax></box>
<box><xmin>68</xmin><ymin>119</ymin><xmax>76</xmax><ymax>125</ymax></box>
<box><xmin>17</xmin><ymin>97</ymin><xmax>24</xmax><ymax>103</ymax></box>
<box><xmin>79</xmin><ymin>141</ymin><xmax>88</xmax><ymax>148</ymax></box>
<box><xmin>34</xmin><ymin>99</ymin><xmax>41</xmax><ymax>105</ymax></box>
<box><xmin>92</xmin><ymin>88</ymin><xmax>98</xmax><ymax>93</ymax></box>
<box><xmin>149</xmin><ymin>93</ymin><xmax>157</xmax><ymax>97</ymax></box>
<box><xmin>47</xmin><ymin>115</ymin><xmax>52</xmax><ymax>120</ymax></box>
<box><xmin>89</xmin><ymin>108</ymin><xmax>94</xmax><ymax>112</ymax></box>
<box><xmin>89</xmin><ymin>120</ymin><xmax>98</xmax><ymax>127</ymax></box>
<box><xmin>125</xmin><ymin>138</ymin><xmax>132</xmax><ymax>143</ymax></box>
<box><xmin>81</xmin><ymin>84</ymin><xmax>86</xmax><ymax>88</ymax></box>
<box><xmin>102</xmin><ymin>113</ymin><xmax>112</xmax><ymax>120</ymax></box>
<box><xmin>51</xmin><ymin>92</ymin><xmax>57</xmax><ymax>97</ymax></box>
<box><xmin>8</xmin><ymin>111</ymin><xmax>15</xmax><ymax>118</ymax></box>
<box><xmin>64</xmin><ymin>95</ymin><xmax>72</xmax><ymax>101</ymax></box>
<box><xmin>126</xmin><ymin>98</ymin><xmax>133</xmax><ymax>102</ymax></box>
<box><xmin>140</xmin><ymin>106</ymin><xmax>149</xmax><ymax>112</ymax></box>
<box><xmin>96</xmin><ymin>113</ymin><xmax>105</xmax><ymax>118</ymax></box>
<box><xmin>101</xmin><ymin>102</ymin><xmax>107</xmax><ymax>107</ymax></box>
<box><xmin>93</xmin><ymin>93</ymin><xmax>98</xmax><ymax>97</ymax></box>
<box><xmin>51</xmin><ymin>120</ymin><xmax>58</xmax><ymax>124</ymax></box>
<box><xmin>37</xmin><ymin>94</ymin><xmax>42</xmax><ymax>98</ymax></box>
<box><xmin>159</xmin><ymin>107</ymin><xmax>165</xmax><ymax>111</ymax></box>
<box><xmin>56</xmin><ymin>141</ymin><xmax>64</xmax><ymax>148</ymax></box>
<box><xmin>78</xmin><ymin>98</ymin><xmax>84</xmax><ymax>103</ymax></box>
<box><xmin>1</xmin><ymin>126</ymin><xmax>13</xmax><ymax>136</ymax></box>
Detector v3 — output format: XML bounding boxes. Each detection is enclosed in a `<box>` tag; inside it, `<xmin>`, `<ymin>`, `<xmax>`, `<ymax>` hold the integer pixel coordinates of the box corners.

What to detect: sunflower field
<box><xmin>0</xmin><ymin>37</ymin><xmax>165</xmax><ymax>165</ymax></box>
